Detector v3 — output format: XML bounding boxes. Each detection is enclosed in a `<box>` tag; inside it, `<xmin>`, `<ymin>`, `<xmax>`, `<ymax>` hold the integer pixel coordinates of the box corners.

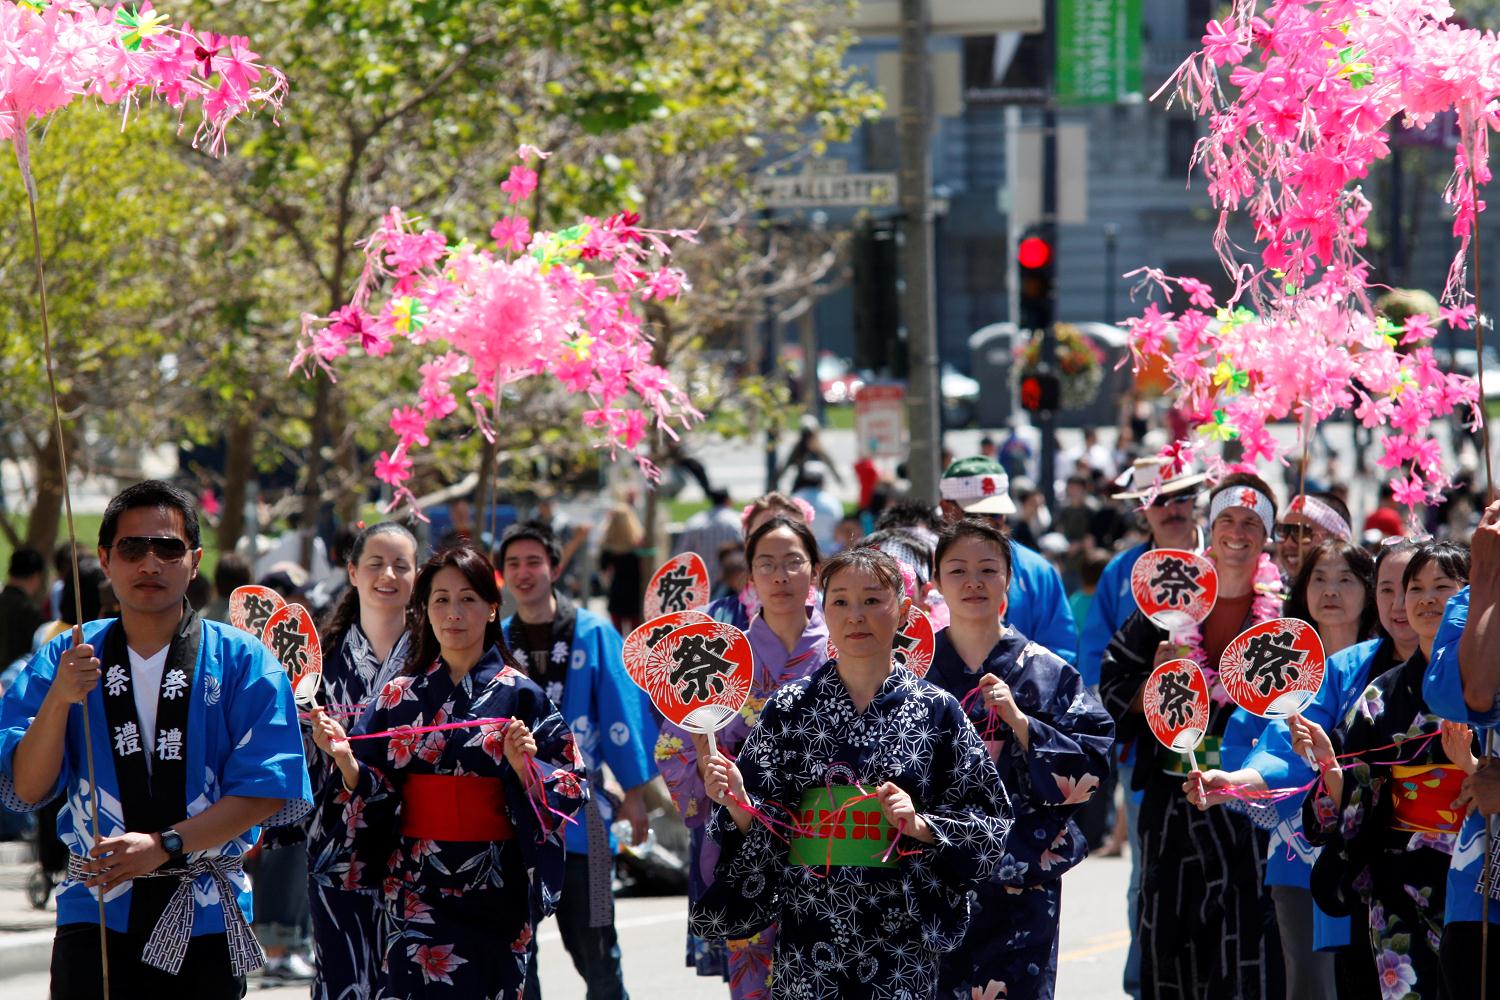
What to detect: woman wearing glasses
<box><xmin>656</xmin><ymin>515</ymin><xmax>829</xmax><ymax>998</ymax></box>
<box><xmin>1292</xmin><ymin>540</ymin><xmax>1479</xmax><ymax>1000</ymax></box>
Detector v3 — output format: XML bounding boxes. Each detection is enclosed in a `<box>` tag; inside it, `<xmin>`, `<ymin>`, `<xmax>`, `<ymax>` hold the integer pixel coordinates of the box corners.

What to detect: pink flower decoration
<box><xmin>1201</xmin><ymin>18</ymin><xmax>1249</xmax><ymax>66</ymax></box>
<box><xmin>373</xmin><ymin>449</ymin><xmax>413</xmax><ymax>487</ymax></box>
<box><xmin>389</xmin><ymin>407</ymin><xmax>430</xmax><ymax>448</ymax></box>
<box><xmin>292</xmin><ymin>149</ymin><xmax>700</xmax><ymax>507</ymax></box>
<box><xmin>490</xmin><ymin>215</ymin><xmax>530</xmax><ymax>253</ymax></box>
<box><xmin>500</xmin><ymin>165</ymin><xmax>537</xmax><ymax>204</ymax></box>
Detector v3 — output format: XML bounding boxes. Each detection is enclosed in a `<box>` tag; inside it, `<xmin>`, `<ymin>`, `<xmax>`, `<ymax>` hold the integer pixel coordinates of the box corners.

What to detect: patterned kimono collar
<box><xmin>816</xmin><ymin>659</ymin><xmax>918</xmax><ymax>712</ymax></box>
<box><xmin>1172</xmin><ymin>551</ymin><xmax>1283</xmax><ymax>705</ymax></box>
<box><xmin>341</xmin><ymin>621</ymin><xmax>412</xmax><ymax>698</ymax></box>
<box><xmin>432</xmin><ymin>642</ymin><xmax>514</xmax><ymax>701</ymax></box>
<box><xmin>747</xmin><ymin>604</ymin><xmax>829</xmax><ymax>687</ymax></box>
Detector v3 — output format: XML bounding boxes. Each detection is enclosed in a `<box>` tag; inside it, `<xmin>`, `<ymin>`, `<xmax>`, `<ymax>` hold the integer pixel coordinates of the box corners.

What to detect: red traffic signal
<box><xmin>1019</xmin><ymin>371</ymin><xmax>1061</xmax><ymax>413</ymax></box>
<box><xmin>1017</xmin><ymin>235</ymin><xmax>1052</xmax><ymax>271</ymax></box>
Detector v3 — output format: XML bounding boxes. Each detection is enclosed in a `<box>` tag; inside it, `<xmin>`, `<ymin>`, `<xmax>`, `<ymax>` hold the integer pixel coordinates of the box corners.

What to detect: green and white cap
<box><xmin>940</xmin><ymin>456</ymin><xmax>1016</xmax><ymax>515</ymax></box>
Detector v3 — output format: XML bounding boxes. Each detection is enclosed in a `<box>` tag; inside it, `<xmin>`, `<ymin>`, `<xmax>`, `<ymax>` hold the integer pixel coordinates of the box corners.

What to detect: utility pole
<box><xmin>1037</xmin><ymin>0</ymin><xmax>1059</xmax><ymax>513</ymax></box>
<box><xmin>899</xmin><ymin>0</ymin><xmax>942</xmax><ymax>502</ymax></box>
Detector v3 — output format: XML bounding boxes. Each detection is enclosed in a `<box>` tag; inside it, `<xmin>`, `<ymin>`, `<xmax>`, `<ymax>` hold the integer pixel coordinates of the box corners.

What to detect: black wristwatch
<box><xmin>158</xmin><ymin>827</ymin><xmax>185</xmax><ymax>866</ymax></box>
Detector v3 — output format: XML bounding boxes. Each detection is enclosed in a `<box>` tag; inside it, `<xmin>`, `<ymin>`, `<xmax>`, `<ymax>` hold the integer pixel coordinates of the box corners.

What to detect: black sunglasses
<box><xmin>1274</xmin><ymin>523</ymin><xmax>1318</xmax><ymax>543</ymax></box>
<box><xmin>1150</xmin><ymin>490</ymin><xmax>1199</xmax><ymax>508</ymax></box>
<box><xmin>110</xmin><ymin>536</ymin><xmax>192</xmax><ymax>562</ymax></box>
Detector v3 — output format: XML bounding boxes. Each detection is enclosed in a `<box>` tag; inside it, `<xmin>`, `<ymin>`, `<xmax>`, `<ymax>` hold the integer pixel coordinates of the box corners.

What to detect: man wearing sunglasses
<box><xmin>0</xmin><ymin>480</ymin><xmax>312</xmax><ymax>998</ymax></box>
<box><xmin>1076</xmin><ymin>456</ymin><xmax>1208</xmax><ymax>1000</ymax></box>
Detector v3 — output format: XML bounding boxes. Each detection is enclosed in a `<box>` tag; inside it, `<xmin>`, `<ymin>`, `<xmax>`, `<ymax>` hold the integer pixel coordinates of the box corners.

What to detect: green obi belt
<box><xmin>787</xmin><ymin>785</ymin><xmax>899</xmax><ymax>869</ymax></box>
<box><xmin>1159</xmin><ymin>734</ymin><xmax>1223</xmax><ymax>776</ymax></box>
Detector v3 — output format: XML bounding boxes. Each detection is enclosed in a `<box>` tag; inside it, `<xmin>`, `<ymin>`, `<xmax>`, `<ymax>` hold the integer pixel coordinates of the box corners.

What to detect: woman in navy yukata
<box><xmin>302</xmin><ymin>521</ymin><xmax>418</xmax><ymax>999</ymax></box>
<box><xmin>657</xmin><ymin>514</ymin><xmax>830</xmax><ymax>998</ymax></box>
<box><xmin>310</xmin><ymin>545</ymin><xmax>588</xmax><ymax>999</ymax></box>
<box><xmin>691</xmin><ymin>547</ymin><xmax>1013</xmax><ymax>1000</ymax></box>
<box><xmin>924</xmin><ymin>517</ymin><xmax>1114</xmax><ymax>1000</ymax></box>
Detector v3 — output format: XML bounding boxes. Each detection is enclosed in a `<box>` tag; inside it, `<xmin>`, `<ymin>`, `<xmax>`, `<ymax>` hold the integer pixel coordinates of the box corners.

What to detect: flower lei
<box><xmin>1169</xmin><ymin>552</ymin><xmax>1282</xmax><ymax>706</ymax></box>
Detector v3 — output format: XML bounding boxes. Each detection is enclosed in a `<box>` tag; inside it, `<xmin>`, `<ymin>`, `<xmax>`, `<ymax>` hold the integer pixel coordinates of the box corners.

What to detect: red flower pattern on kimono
<box><xmin>411</xmin><ymin>943</ymin><xmax>467</xmax><ymax>985</ymax></box>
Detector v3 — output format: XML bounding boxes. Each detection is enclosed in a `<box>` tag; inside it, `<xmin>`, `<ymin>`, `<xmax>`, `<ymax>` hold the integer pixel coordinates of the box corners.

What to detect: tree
<box><xmin>0</xmin><ymin>106</ymin><xmax>212</xmax><ymax>551</ymax></box>
<box><xmin>178</xmin><ymin>0</ymin><xmax>877</xmax><ymax>552</ymax></box>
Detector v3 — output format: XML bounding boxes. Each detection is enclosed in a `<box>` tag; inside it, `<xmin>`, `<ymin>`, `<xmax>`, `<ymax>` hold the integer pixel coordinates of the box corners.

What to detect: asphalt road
<box><xmin>6</xmin><ymin>851</ymin><xmax>1134</xmax><ymax>998</ymax></box>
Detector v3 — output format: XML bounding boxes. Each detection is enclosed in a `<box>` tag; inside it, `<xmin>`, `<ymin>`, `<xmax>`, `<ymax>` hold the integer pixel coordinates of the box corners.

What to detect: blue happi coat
<box><xmin>1422</xmin><ymin>587</ymin><xmax>1500</xmax><ymax>926</ymax></box>
<box><xmin>0</xmin><ymin>617</ymin><xmax>311</xmax><ymax>935</ymax></box>
<box><xmin>502</xmin><ymin>604</ymin><xmax>657</xmax><ymax>857</ymax></box>
<box><xmin>926</xmin><ymin>626</ymin><xmax>1115</xmax><ymax>1000</ymax></box>
<box><xmin>1007</xmin><ymin>541</ymin><xmax>1078</xmax><ymax>666</ymax></box>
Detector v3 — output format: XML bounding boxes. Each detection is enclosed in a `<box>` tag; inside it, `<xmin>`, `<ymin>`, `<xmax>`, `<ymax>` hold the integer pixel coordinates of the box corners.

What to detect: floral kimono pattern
<box><xmin>689</xmin><ymin>663</ymin><xmax>1013</xmax><ymax>1000</ymax></box>
<box><xmin>656</xmin><ymin>607</ymin><xmax>829</xmax><ymax>998</ymax></box>
<box><xmin>1302</xmin><ymin>652</ymin><xmax>1467</xmax><ymax>1000</ymax></box>
<box><xmin>925</xmin><ymin>626</ymin><xmax>1115</xmax><ymax>1000</ymax></box>
<box><xmin>327</xmin><ymin>645</ymin><xmax>587</xmax><ymax>999</ymax></box>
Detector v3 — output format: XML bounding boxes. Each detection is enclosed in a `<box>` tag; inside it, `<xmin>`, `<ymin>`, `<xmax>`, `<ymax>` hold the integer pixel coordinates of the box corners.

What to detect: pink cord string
<box><xmin>344</xmin><ymin>716</ymin><xmax>517</xmax><ymax>741</ymax></box>
<box><xmin>1199</xmin><ymin>731</ymin><xmax>1442</xmax><ymax>809</ymax></box>
<box><xmin>331</xmin><ymin>714</ymin><xmax>579</xmax><ymax>834</ymax></box>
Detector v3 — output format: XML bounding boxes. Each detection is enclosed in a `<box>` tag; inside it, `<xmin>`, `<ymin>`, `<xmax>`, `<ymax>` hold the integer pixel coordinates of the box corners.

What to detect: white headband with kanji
<box><xmin>1209</xmin><ymin>485</ymin><xmax>1275</xmax><ymax>536</ymax></box>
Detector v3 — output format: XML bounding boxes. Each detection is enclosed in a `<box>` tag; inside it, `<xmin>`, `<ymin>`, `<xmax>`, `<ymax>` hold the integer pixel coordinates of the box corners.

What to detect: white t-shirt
<box><xmin>128</xmin><ymin>645</ymin><xmax>169</xmax><ymax>770</ymax></box>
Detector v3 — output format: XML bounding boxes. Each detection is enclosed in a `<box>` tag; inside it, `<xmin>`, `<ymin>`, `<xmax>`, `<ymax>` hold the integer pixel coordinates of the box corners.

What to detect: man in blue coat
<box><xmin>0</xmin><ymin>480</ymin><xmax>311</xmax><ymax>999</ymax></box>
<box><xmin>500</xmin><ymin>521</ymin><xmax>659</xmax><ymax>1000</ymax></box>
<box><xmin>1077</xmin><ymin>458</ymin><xmax>1209</xmax><ymax>689</ymax></box>
<box><xmin>939</xmin><ymin>455</ymin><xmax>1079</xmax><ymax>664</ymax></box>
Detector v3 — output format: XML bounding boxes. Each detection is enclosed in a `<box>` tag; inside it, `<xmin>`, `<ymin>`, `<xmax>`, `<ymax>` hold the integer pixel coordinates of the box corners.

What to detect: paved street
<box><xmin>1</xmin><ymin>851</ymin><xmax>1133</xmax><ymax>998</ymax></box>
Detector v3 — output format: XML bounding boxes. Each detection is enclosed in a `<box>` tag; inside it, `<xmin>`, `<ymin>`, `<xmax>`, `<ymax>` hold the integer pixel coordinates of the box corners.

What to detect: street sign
<box><xmin>755</xmin><ymin>172</ymin><xmax>898</xmax><ymax>209</ymax></box>
<box><xmin>851</xmin><ymin>0</ymin><xmax>1044</xmax><ymax>35</ymax></box>
<box><xmin>1056</xmin><ymin>0</ymin><xmax>1143</xmax><ymax>105</ymax></box>
<box><xmin>854</xmin><ymin>383</ymin><xmax>908</xmax><ymax>459</ymax></box>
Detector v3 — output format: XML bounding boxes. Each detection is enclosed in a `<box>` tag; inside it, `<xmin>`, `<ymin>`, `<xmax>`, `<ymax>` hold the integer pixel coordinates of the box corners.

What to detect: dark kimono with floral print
<box><xmin>926</xmin><ymin>626</ymin><xmax>1115</xmax><ymax>1000</ymax></box>
<box><xmin>690</xmin><ymin>662</ymin><xmax>1013</xmax><ymax>1000</ymax></box>
<box><xmin>328</xmin><ymin>645</ymin><xmax>587</xmax><ymax>1000</ymax></box>
<box><xmin>1303</xmin><ymin>652</ymin><xmax>1465</xmax><ymax>1000</ymax></box>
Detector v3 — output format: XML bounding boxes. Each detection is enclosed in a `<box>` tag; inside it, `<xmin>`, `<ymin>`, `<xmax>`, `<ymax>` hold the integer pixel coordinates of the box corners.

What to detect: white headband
<box><xmin>1288</xmin><ymin>494</ymin><xmax>1353</xmax><ymax>542</ymax></box>
<box><xmin>1209</xmin><ymin>485</ymin><xmax>1275</xmax><ymax>536</ymax></box>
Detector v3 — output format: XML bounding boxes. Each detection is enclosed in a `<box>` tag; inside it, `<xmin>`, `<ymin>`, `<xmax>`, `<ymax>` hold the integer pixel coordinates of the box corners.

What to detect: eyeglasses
<box><xmin>109</xmin><ymin>536</ymin><xmax>191</xmax><ymax>562</ymax></box>
<box><xmin>1274</xmin><ymin>523</ymin><xmax>1318</xmax><ymax>543</ymax></box>
<box><xmin>1150</xmin><ymin>491</ymin><xmax>1199</xmax><ymax>508</ymax></box>
<box><xmin>751</xmin><ymin>556</ymin><xmax>811</xmax><ymax>577</ymax></box>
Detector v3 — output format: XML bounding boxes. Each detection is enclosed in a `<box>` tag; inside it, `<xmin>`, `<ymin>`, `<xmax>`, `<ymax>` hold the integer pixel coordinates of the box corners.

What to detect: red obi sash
<box><xmin>400</xmin><ymin>775</ymin><xmax>515</xmax><ymax>842</ymax></box>
<box><xmin>1389</xmin><ymin>764</ymin><xmax>1466</xmax><ymax>835</ymax></box>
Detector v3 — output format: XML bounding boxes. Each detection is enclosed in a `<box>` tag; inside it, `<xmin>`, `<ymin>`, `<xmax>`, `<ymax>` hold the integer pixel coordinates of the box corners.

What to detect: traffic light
<box><xmin>1017</xmin><ymin>226</ymin><xmax>1055</xmax><ymax>333</ymax></box>
<box><xmin>1019</xmin><ymin>370</ymin><xmax>1061</xmax><ymax>413</ymax></box>
<box><xmin>852</xmin><ymin>222</ymin><xmax>908</xmax><ymax>377</ymax></box>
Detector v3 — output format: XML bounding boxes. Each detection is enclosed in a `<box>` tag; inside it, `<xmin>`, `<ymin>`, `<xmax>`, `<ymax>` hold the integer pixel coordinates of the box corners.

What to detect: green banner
<box><xmin>1055</xmin><ymin>0</ymin><xmax>1143</xmax><ymax>106</ymax></box>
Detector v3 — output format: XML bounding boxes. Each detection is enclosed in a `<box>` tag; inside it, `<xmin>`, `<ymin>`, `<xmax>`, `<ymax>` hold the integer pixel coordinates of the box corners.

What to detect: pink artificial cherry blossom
<box><xmin>294</xmin><ymin>149</ymin><xmax>700</xmax><ymax>513</ymax></box>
